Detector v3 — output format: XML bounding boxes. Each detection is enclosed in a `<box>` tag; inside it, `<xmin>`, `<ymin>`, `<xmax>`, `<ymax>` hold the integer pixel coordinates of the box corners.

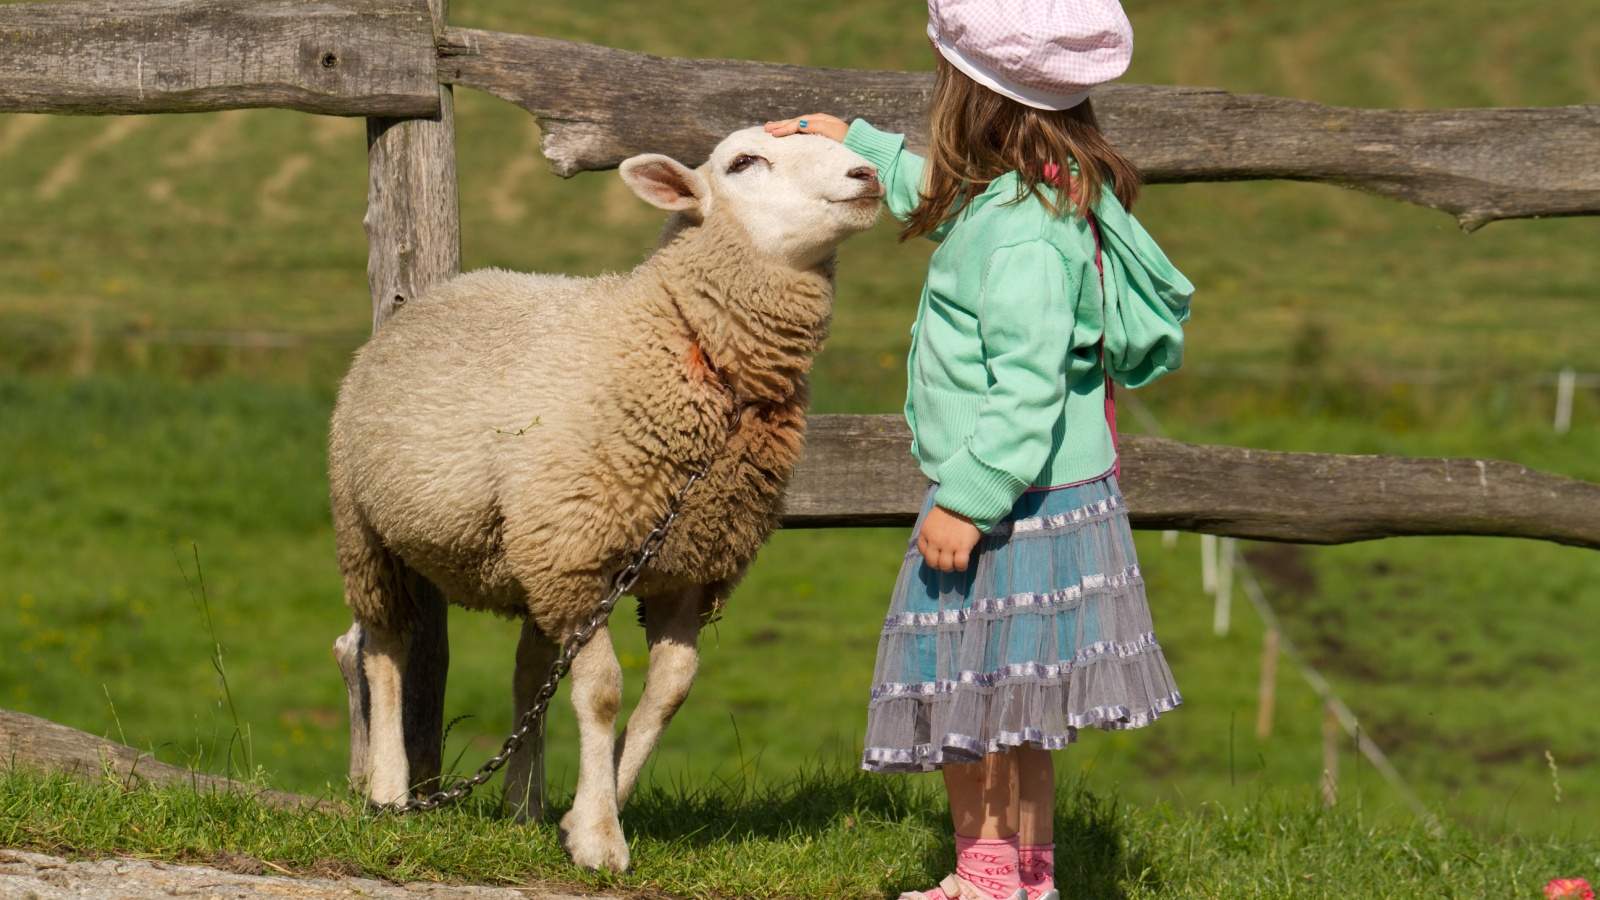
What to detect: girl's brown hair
<box><xmin>900</xmin><ymin>55</ymin><xmax>1142</xmax><ymax>241</ymax></box>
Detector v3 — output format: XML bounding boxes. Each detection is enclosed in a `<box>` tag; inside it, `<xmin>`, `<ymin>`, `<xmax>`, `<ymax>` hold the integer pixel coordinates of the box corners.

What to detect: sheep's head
<box><xmin>619</xmin><ymin>127</ymin><xmax>882</xmax><ymax>271</ymax></box>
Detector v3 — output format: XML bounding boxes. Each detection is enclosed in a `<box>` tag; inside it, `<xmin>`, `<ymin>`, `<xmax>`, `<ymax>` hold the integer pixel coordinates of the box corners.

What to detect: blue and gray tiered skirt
<box><xmin>861</xmin><ymin>473</ymin><xmax>1181</xmax><ymax>773</ymax></box>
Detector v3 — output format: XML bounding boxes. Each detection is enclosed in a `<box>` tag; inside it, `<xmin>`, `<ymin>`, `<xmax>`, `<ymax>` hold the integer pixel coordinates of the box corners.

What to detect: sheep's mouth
<box><xmin>830</xmin><ymin>190</ymin><xmax>885</xmax><ymax>206</ymax></box>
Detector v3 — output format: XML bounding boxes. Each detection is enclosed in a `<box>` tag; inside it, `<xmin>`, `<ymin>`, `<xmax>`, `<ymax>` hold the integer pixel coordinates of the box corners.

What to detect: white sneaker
<box><xmin>897</xmin><ymin>876</ymin><xmax>1030</xmax><ymax>900</ymax></box>
<box><xmin>1033</xmin><ymin>892</ymin><xmax>1061</xmax><ymax>900</ymax></box>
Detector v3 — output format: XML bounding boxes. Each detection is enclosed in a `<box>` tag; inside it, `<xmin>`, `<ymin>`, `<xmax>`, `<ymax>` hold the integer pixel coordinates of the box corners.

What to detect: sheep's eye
<box><xmin>726</xmin><ymin>154</ymin><xmax>765</xmax><ymax>174</ymax></box>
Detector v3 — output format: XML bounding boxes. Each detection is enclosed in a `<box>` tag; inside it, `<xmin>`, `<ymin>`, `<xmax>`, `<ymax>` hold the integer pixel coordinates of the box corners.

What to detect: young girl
<box><xmin>767</xmin><ymin>3</ymin><xmax>1193</xmax><ymax>898</ymax></box>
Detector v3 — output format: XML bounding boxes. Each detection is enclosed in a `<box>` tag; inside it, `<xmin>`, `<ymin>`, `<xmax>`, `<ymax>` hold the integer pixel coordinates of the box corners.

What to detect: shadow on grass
<box><xmin>611</xmin><ymin>763</ymin><xmax>947</xmax><ymax>841</ymax></box>
<box><xmin>545</xmin><ymin>764</ymin><xmax>1163</xmax><ymax>899</ymax></box>
<box><xmin>1053</xmin><ymin>778</ymin><xmax>1164</xmax><ymax>899</ymax></box>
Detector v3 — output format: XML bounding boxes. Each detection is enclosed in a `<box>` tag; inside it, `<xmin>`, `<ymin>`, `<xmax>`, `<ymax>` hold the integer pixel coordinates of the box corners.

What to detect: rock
<box><xmin>0</xmin><ymin>849</ymin><xmax>621</xmax><ymax>899</ymax></box>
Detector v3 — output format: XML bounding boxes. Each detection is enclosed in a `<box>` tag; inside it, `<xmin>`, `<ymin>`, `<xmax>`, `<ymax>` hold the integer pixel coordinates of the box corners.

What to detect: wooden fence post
<box><xmin>1321</xmin><ymin>702</ymin><xmax>1340</xmax><ymax>806</ymax></box>
<box><xmin>333</xmin><ymin>0</ymin><xmax>460</xmax><ymax>796</ymax></box>
<box><xmin>1255</xmin><ymin>626</ymin><xmax>1279</xmax><ymax>739</ymax></box>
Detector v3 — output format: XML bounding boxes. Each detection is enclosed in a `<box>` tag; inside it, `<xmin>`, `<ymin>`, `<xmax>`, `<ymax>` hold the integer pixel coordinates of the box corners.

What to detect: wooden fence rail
<box><xmin>0</xmin><ymin>0</ymin><xmax>440</xmax><ymax>117</ymax></box>
<box><xmin>4</xmin><ymin>0</ymin><xmax>1599</xmax><ymax>230</ymax></box>
<box><xmin>437</xmin><ymin>28</ymin><xmax>1600</xmax><ymax>231</ymax></box>
<box><xmin>0</xmin><ymin>709</ymin><xmax>333</xmax><ymax>810</ymax></box>
<box><xmin>787</xmin><ymin>417</ymin><xmax>1600</xmax><ymax>551</ymax></box>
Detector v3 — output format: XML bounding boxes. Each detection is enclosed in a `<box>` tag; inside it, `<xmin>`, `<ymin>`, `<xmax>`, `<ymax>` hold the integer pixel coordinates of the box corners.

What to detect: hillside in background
<box><xmin>0</xmin><ymin>0</ymin><xmax>1596</xmax><ymax>838</ymax></box>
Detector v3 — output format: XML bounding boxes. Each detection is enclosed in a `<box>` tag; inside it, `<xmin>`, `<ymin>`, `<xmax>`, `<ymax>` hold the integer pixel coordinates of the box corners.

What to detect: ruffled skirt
<box><xmin>861</xmin><ymin>473</ymin><xmax>1181</xmax><ymax>773</ymax></box>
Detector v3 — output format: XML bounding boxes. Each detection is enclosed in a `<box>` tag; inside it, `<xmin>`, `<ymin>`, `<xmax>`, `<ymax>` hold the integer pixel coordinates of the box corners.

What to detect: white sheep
<box><xmin>328</xmin><ymin>126</ymin><xmax>881</xmax><ymax>871</ymax></box>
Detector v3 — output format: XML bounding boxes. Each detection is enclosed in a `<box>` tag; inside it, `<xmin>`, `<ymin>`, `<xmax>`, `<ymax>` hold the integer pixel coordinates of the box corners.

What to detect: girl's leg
<box><xmin>931</xmin><ymin>754</ymin><xmax>1024</xmax><ymax>900</ymax></box>
<box><xmin>1015</xmin><ymin>745</ymin><xmax>1057</xmax><ymax>900</ymax></box>
<box><xmin>943</xmin><ymin>752</ymin><xmax>1018</xmax><ymax>838</ymax></box>
<box><xmin>1015</xmin><ymin>744</ymin><xmax>1054</xmax><ymax>844</ymax></box>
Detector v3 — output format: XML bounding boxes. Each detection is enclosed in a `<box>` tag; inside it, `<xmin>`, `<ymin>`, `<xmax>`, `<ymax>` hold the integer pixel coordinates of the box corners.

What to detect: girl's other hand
<box><xmin>764</xmin><ymin>114</ymin><xmax>848</xmax><ymax>142</ymax></box>
<box><xmin>918</xmin><ymin>506</ymin><xmax>982</xmax><ymax>573</ymax></box>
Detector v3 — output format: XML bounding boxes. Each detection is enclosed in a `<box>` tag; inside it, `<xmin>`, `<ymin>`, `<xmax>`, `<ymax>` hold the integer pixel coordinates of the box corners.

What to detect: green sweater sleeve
<box><xmin>932</xmin><ymin>240</ymin><xmax>1081</xmax><ymax>531</ymax></box>
<box><xmin>843</xmin><ymin>119</ymin><xmax>926</xmax><ymax>223</ymax></box>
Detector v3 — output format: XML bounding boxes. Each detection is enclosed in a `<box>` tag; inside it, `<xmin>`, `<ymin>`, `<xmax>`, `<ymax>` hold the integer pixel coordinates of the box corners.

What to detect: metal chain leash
<box><xmin>376</xmin><ymin>463</ymin><xmax>710</xmax><ymax>814</ymax></box>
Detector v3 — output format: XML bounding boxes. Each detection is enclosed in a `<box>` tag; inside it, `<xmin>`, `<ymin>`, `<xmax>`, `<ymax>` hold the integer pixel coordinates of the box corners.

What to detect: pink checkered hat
<box><xmin>927</xmin><ymin>0</ymin><xmax>1134</xmax><ymax>110</ymax></box>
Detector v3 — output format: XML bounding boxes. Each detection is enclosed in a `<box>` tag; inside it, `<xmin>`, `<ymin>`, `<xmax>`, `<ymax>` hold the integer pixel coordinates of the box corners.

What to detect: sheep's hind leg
<box><xmin>559</xmin><ymin>622</ymin><xmax>629</xmax><ymax>871</ymax></box>
<box><xmin>614</xmin><ymin>584</ymin><xmax>715</xmax><ymax>807</ymax></box>
<box><xmin>333</xmin><ymin>497</ymin><xmax>449</xmax><ymax>806</ymax></box>
<box><xmin>505</xmin><ymin>618</ymin><xmax>558</xmax><ymax>822</ymax></box>
<box><xmin>360</xmin><ymin>621</ymin><xmax>412</xmax><ymax>805</ymax></box>
<box><xmin>346</xmin><ymin>577</ymin><xmax>449</xmax><ymax>805</ymax></box>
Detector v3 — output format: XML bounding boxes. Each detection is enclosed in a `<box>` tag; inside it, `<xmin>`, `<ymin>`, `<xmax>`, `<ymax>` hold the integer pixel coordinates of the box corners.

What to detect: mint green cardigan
<box><xmin>842</xmin><ymin>119</ymin><xmax>1195</xmax><ymax>531</ymax></box>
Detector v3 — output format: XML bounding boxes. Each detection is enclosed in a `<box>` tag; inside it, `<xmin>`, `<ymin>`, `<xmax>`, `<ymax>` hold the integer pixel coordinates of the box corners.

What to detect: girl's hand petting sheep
<box><xmin>917</xmin><ymin>505</ymin><xmax>982</xmax><ymax>573</ymax></box>
<box><xmin>764</xmin><ymin>114</ymin><xmax>849</xmax><ymax>143</ymax></box>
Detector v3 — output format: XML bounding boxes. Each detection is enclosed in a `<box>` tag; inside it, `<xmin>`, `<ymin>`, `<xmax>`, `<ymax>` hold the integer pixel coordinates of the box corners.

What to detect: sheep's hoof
<box><xmin>364</xmin><ymin>773</ymin><xmax>411</xmax><ymax>808</ymax></box>
<box><xmin>559</xmin><ymin>809</ymin><xmax>630</xmax><ymax>872</ymax></box>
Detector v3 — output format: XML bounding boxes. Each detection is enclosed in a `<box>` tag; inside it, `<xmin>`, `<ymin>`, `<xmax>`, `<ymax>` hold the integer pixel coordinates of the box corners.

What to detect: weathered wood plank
<box><xmin>364</xmin><ymin>90</ymin><xmax>460</xmax><ymax>326</ymax></box>
<box><xmin>779</xmin><ymin>415</ymin><xmax>922</xmax><ymax>529</ymax></box>
<box><xmin>439</xmin><ymin>28</ymin><xmax>1600</xmax><ymax>230</ymax></box>
<box><xmin>0</xmin><ymin>0</ymin><xmax>439</xmax><ymax>117</ymax></box>
<box><xmin>338</xmin><ymin>0</ymin><xmax>460</xmax><ymax>797</ymax></box>
<box><xmin>0</xmin><ymin>707</ymin><xmax>337</xmax><ymax>811</ymax></box>
<box><xmin>782</xmin><ymin>415</ymin><xmax>1600</xmax><ymax>550</ymax></box>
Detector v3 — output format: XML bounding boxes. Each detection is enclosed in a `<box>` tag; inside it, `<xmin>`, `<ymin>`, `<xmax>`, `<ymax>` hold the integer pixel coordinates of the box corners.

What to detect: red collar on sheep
<box><xmin>681</xmin><ymin>317</ymin><xmax>755</xmax><ymax>432</ymax></box>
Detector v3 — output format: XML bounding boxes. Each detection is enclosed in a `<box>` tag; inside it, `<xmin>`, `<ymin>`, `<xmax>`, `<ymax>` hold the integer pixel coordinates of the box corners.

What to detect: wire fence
<box><xmin>2</xmin><ymin>321</ymin><xmax>1594</xmax><ymax>431</ymax></box>
<box><xmin>1178</xmin><ymin>363</ymin><xmax>1595</xmax><ymax>434</ymax></box>
<box><xmin>1128</xmin><ymin>388</ymin><xmax>1441</xmax><ymax>829</ymax></box>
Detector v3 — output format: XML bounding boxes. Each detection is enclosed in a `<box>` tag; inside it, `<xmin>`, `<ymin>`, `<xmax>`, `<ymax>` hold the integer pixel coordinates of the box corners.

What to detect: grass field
<box><xmin>4</xmin><ymin>768</ymin><xmax>1597</xmax><ymax>899</ymax></box>
<box><xmin>4</xmin><ymin>376</ymin><xmax>1595</xmax><ymax>838</ymax></box>
<box><xmin>2</xmin><ymin>0</ymin><xmax>1599</xmax><ymax>886</ymax></box>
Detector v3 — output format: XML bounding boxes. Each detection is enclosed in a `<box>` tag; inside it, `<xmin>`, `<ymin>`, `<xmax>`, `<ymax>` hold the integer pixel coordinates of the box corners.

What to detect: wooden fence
<box><xmin>5</xmin><ymin>0</ymin><xmax>1599</xmax><ymax>794</ymax></box>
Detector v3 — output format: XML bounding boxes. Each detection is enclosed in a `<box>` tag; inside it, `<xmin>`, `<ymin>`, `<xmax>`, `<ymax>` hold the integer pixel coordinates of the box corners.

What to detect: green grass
<box><xmin>3</xmin><ymin>766</ymin><xmax>1595</xmax><ymax>898</ymax></box>
<box><xmin>3</xmin><ymin>374</ymin><xmax>1597</xmax><ymax>839</ymax></box>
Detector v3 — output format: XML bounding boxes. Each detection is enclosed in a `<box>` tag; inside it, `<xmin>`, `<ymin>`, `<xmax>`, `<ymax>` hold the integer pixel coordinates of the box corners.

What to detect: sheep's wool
<box><xmin>330</xmin><ymin>214</ymin><xmax>831</xmax><ymax>634</ymax></box>
<box><xmin>327</xmin><ymin>125</ymin><xmax>882</xmax><ymax>873</ymax></box>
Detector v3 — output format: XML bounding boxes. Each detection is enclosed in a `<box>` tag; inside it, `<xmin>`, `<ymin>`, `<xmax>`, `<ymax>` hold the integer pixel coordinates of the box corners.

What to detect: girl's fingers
<box><xmin>763</xmin><ymin>117</ymin><xmax>805</xmax><ymax>136</ymax></box>
<box><xmin>763</xmin><ymin>115</ymin><xmax>846</xmax><ymax>141</ymax></box>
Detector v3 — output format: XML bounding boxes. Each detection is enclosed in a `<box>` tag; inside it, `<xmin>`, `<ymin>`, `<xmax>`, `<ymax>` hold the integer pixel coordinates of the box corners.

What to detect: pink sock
<box><xmin>953</xmin><ymin>835</ymin><xmax>1022</xmax><ymax>900</ymax></box>
<box><xmin>1019</xmin><ymin>844</ymin><xmax>1055</xmax><ymax>899</ymax></box>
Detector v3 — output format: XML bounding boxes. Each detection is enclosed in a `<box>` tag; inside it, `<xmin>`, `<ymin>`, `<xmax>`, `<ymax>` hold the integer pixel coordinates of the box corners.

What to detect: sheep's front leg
<box><xmin>614</xmin><ymin>585</ymin><xmax>713</xmax><ymax>807</ymax></box>
<box><xmin>559</xmin><ymin>623</ymin><xmax>629</xmax><ymax>871</ymax></box>
<box><xmin>361</xmin><ymin>623</ymin><xmax>411</xmax><ymax>805</ymax></box>
<box><xmin>505</xmin><ymin>618</ymin><xmax>558</xmax><ymax>823</ymax></box>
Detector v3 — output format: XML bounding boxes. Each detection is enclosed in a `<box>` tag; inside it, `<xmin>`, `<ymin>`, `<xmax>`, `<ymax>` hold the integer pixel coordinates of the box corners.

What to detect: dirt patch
<box><xmin>308</xmin><ymin>856</ymin><xmax>364</xmax><ymax>878</ymax></box>
<box><xmin>208</xmin><ymin>850</ymin><xmax>266</xmax><ymax>875</ymax></box>
<box><xmin>0</xmin><ymin>848</ymin><xmax>626</xmax><ymax>900</ymax></box>
<box><xmin>1243</xmin><ymin>544</ymin><xmax>1319</xmax><ymax>596</ymax></box>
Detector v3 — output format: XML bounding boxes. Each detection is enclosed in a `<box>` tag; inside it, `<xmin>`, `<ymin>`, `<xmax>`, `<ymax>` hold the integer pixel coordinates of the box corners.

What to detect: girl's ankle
<box><xmin>1018</xmin><ymin>842</ymin><xmax>1055</xmax><ymax>900</ymax></box>
<box><xmin>954</xmin><ymin>835</ymin><xmax>1023</xmax><ymax>900</ymax></box>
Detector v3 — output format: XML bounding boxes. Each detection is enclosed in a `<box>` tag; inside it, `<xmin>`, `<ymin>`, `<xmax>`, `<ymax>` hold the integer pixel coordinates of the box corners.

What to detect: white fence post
<box><xmin>1201</xmin><ymin>533</ymin><xmax>1217</xmax><ymax>595</ymax></box>
<box><xmin>1555</xmin><ymin>367</ymin><xmax>1576</xmax><ymax>434</ymax></box>
<box><xmin>1214</xmin><ymin>537</ymin><xmax>1236</xmax><ymax>637</ymax></box>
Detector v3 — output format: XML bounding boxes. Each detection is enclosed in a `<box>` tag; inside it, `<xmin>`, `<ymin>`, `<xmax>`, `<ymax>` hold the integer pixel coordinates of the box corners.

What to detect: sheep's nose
<box><xmin>847</xmin><ymin>165</ymin><xmax>878</xmax><ymax>182</ymax></box>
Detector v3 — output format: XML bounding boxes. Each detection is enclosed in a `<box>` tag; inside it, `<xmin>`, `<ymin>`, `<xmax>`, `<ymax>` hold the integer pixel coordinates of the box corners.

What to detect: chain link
<box><xmin>374</xmin><ymin>465</ymin><xmax>708</xmax><ymax>814</ymax></box>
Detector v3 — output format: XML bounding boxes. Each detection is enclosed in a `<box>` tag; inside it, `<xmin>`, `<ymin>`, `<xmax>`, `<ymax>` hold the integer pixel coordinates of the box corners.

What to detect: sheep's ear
<box><xmin>619</xmin><ymin>154</ymin><xmax>706</xmax><ymax>211</ymax></box>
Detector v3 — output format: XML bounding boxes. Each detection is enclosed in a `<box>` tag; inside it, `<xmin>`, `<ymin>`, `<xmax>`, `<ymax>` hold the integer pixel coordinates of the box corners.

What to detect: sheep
<box><xmin>327</xmin><ymin>126</ymin><xmax>882</xmax><ymax>871</ymax></box>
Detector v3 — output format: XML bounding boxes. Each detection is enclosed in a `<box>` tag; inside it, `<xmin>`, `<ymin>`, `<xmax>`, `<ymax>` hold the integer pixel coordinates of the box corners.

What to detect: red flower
<box><xmin>1545</xmin><ymin>878</ymin><xmax>1596</xmax><ymax>900</ymax></box>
